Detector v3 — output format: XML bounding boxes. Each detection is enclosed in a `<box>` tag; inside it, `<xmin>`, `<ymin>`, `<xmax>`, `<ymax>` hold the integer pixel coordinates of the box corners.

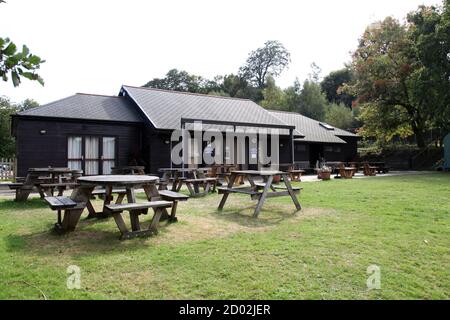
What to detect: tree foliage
<box><xmin>347</xmin><ymin>1</ymin><xmax>449</xmax><ymax>148</ymax></box>
<box><xmin>295</xmin><ymin>80</ymin><xmax>328</xmax><ymax>121</ymax></box>
<box><xmin>0</xmin><ymin>38</ymin><xmax>45</xmax><ymax>87</ymax></box>
<box><xmin>0</xmin><ymin>97</ymin><xmax>38</xmax><ymax>157</ymax></box>
<box><xmin>321</xmin><ymin>68</ymin><xmax>355</xmax><ymax>108</ymax></box>
<box><xmin>239</xmin><ymin>40</ymin><xmax>291</xmax><ymax>89</ymax></box>
<box><xmin>325</xmin><ymin>103</ymin><xmax>356</xmax><ymax>130</ymax></box>
<box><xmin>143</xmin><ymin>69</ymin><xmax>220</xmax><ymax>94</ymax></box>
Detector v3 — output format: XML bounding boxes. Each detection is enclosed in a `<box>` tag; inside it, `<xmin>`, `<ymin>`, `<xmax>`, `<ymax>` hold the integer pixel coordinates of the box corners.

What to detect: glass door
<box><xmin>84</xmin><ymin>137</ymin><xmax>99</xmax><ymax>175</ymax></box>
<box><xmin>68</xmin><ymin>136</ymin><xmax>83</xmax><ymax>170</ymax></box>
<box><xmin>102</xmin><ymin>137</ymin><xmax>116</xmax><ymax>174</ymax></box>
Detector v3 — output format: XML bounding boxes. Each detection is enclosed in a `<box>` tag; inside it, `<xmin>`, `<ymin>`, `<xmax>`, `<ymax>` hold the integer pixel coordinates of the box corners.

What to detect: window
<box><xmin>324</xmin><ymin>146</ymin><xmax>333</xmax><ymax>153</ymax></box>
<box><xmin>67</xmin><ymin>136</ymin><xmax>116</xmax><ymax>175</ymax></box>
<box><xmin>102</xmin><ymin>137</ymin><xmax>116</xmax><ymax>174</ymax></box>
<box><xmin>334</xmin><ymin>146</ymin><xmax>342</xmax><ymax>153</ymax></box>
<box><xmin>68</xmin><ymin>136</ymin><xmax>82</xmax><ymax>170</ymax></box>
<box><xmin>320</xmin><ymin>123</ymin><xmax>335</xmax><ymax>131</ymax></box>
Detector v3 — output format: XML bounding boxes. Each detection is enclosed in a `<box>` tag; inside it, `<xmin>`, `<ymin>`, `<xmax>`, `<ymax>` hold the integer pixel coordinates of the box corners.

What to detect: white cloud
<box><xmin>0</xmin><ymin>0</ymin><xmax>440</xmax><ymax>104</ymax></box>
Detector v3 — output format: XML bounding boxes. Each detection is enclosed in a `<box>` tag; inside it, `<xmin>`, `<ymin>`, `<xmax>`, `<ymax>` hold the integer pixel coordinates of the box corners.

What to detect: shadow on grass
<box><xmin>3</xmin><ymin>213</ymin><xmax>181</xmax><ymax>257</ymax></box>
<box><xmin>211</xmin><ymin>205</ymin><xmax>300</xmax><ymax>228</ymax></box>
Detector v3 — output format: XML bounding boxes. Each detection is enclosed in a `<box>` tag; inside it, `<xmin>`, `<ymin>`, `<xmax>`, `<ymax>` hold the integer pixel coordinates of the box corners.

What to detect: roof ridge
<box><xmin>75</xmin><ymin>93</ymin><xmax>123</xmax><ymax>99</ymax></box>
<box><xmin>122</xmin><ymin>85</ymin><xmax>253</xmax><ymax>102</ymax></box>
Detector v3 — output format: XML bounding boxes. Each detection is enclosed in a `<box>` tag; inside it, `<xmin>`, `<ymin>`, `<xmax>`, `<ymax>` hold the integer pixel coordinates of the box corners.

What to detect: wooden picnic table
<box><xmin>111</xmin><ymin>166</ymin><xmax>146</xmax><ymax>175</ymax></box>
<box><xmin>11</xmin><ymin>167</ymin><xmax>82</xmax><ymax>201</ymax></box>
<box><xmin>158</xmin><ymin>168</ymin><xmax>215</xmax><ymax>196</ymax></box>
<box><xmin>217</xmin><ymin>170</ymin><xmax>302</xmax><ymax>218</ymax></box>
<box><xmin>62</xmin><ymin>175</ymin><xmax>171</xmax><ymax>239</ymax></box>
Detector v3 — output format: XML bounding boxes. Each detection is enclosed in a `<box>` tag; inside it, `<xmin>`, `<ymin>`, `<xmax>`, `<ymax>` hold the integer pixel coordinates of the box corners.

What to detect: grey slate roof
<box><xmin>18</xmin><ymin>93</ymin><xmax>143</xmax><ymax>123</ymax></box>
<box><xmin>269</xmin><ymin>110</ymin><xmax>357</xmax><ymax>144</ymax></box>
<box><xmin>121</xmin><ymin>85</ymin><xmax>297</xmax><ymax>134</ymax></box>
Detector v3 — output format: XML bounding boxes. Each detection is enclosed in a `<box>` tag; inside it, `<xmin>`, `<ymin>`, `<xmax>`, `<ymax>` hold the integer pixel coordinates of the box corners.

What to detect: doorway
<box><xmin>309</xmin><ymin>144</ymin><xmax>324</xmax><ymax>168</ymax></box>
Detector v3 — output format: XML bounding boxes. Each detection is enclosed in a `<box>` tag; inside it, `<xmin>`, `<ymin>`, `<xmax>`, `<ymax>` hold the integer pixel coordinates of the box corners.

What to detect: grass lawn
<box><xmin>0</xmin><ymin>173</ymin><xmax>449</xmax><ymax>299</ymax></box>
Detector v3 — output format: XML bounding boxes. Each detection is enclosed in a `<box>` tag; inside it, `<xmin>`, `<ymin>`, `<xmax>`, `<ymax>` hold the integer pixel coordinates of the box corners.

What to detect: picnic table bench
<box><xmin>184</xmin><ymin>177</ymin><xmax>217</xmax><ymax>197</ymax></box>
<box><xmin>9</xmin><ymin>168</ymin><xmax>82</xmax><ymax>201</ymax></box>
<box><xmin>218</xmin><ymin>170</ymin><xmax>302</xmax><ymax>218</ymax></box>
<box><xmin>42</xmin><ymin>175</ymin><xmax>188</xmax><ymax>240</ymax></box>
<box><xmin>159</xmin><ymin>167</ymin><xmax>217</xmax><ymax>196</ymax></box>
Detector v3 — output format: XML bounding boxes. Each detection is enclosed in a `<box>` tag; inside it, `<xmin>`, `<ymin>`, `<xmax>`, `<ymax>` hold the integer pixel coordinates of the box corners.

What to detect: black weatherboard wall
<box><xmin>12</xmin><ymin>117</ymin><xmax>142</xmax><ymax>177</ymax></box>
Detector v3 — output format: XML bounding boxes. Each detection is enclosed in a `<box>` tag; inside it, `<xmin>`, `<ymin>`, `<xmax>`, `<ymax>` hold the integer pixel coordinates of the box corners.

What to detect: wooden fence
<box><xmin>0</xmin><ymin>158</ymin><xmax>15</xmax><ymax>180</ymax></box>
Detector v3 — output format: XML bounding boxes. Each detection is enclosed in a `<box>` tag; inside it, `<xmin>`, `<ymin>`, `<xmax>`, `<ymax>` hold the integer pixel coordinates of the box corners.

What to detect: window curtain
<box><xmin>68</xmin><ymin>136</ymin><xmax>82</xmax><ymax>170</ymax></box>
<box><xmin>102</xmin><ymin>137</ymin><xmax>115</xmax><ymax>175</ymax></box>
<box><xmin>85</xmin><ymin>137</ymin><xmax>99</xmax><ymax>175</ymax></box>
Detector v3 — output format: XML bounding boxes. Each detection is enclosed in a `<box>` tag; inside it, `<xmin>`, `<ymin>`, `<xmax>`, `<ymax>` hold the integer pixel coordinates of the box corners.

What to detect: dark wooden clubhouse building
<box><xmin>11</xmin><ymin>86</ymin><xmax>358</xmax><ymax>176</ymax></box>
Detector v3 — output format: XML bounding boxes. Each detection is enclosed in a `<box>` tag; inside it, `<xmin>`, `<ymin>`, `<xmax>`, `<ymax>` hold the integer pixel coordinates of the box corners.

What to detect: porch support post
<box><xmin>290</xmin><ymin>128</ymin><xmax>294</xmax><ymax>165</ymax></box>
<box><xmin>181</xmin><ymin>122</ymin><xmax>186</xmax><ymax>178</ymax></box>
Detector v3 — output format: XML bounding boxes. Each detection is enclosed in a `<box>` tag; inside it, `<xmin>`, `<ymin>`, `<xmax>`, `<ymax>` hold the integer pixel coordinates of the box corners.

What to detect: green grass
<box><xmin>0</xmin><ymin>173</ymin><xmax>449</xmax><ymax>299</ymax></box>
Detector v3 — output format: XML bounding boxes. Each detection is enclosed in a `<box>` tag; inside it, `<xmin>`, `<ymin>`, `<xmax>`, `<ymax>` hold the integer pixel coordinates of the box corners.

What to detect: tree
<box><xmin>0</xmin><ymin>97</ymin><xmax>38</xmax><ymax>157</ymax></box>
<box><xmin>259</xmin><ymin>76</ymin><xmax>287</xmax><ymax>109</ymax></box>
<box><xmin>321</xmin><ymin>68</ymin><xmax>355</xmax><ymax>108</ymax></box>
<box><xmin>296</xmin><ymin>79</ymin><xmax>328</xmax><ymax>121</ymax></box>
<box><xmin>407</xmin><ymin>1</ymin><xmax>450</xmax><ymax>136</ymax></box>
<box><xmin>0</xmin><ymin>97</ymin><xmax>16</xmax><ymax>157</ymax></box>
<box><xmin>325</xmin><ymin>103</ymin><xmax>355</xmax><ymax>130</ymax></box>
<box><xmin>0</xmin><ymin>37</ymin><xmax>45</xmax><ymax>87</ymax></box>
<box><xmin>347</xmin><ymin>12</ymin><xmax>446</xmax><ymax>148</ymax></box>
<box><xmin>17</xmin><ymin>98</ymin><xmax>39</xmax><ymax>112</ymax></box>
<box><xmin>143</xmin><ymin>69</ymin><xmax>219</xmax><ymax>94</ymax></box>
<box><xmin>239</xmin><ymin>40</ymin><xmax>291</xmax><ymax>88</ymax></box>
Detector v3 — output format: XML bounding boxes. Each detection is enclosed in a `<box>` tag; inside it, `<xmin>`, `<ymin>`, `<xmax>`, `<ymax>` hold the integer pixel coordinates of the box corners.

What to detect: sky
<box><xmin>0</xmin><ymin>0</ymin><xmax>441</xmax><ymax>105</ymax></box>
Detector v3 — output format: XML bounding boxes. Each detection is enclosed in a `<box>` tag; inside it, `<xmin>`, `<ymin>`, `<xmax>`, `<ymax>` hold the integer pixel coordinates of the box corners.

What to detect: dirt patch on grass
<box><xmin>5</xmin><ymin>195</ymin><xmax>336</xmax><ymax>256</ymax></box>
<box><xmin>150</xmin><ymin>196</ymin><xmax>336</xmax><ymax>245</ymax></box>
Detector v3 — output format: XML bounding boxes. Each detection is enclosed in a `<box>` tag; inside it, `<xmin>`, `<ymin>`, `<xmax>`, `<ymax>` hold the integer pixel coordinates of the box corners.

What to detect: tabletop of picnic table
<box><xmin>232</xmin><ymin>170</ymin><xmax>285</xmax><ymax>176</ymax></box>
<box><xmin>159</xmin><ymin>168</ymin><xmax>210</xmax><ymax>172</ymax></box>
<box><xmin>77</xmin><ymin>175</ymin><xmax>159</xmax><ymax>185</ymax></box>
<box><xmin>28</xmin><ymin>167</ymin><xmax>76</xmax><ymax>173</ymax></box>
<box><xmin>111</xmin><ymin>166</ymin><xmax>145</xmax><ymax>170</ymax></box>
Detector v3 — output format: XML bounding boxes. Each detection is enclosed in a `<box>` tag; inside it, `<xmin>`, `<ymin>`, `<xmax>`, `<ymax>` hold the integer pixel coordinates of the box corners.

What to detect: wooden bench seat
<box><xmin>158</xmin><ymin>190</ymin><xmax>189</xmax><ymax>222</ymax></box>
<box><xmin>217</xmin><ymin>187</ymin><xmax>259</xmax><ymax>195</ymax></box>
<box><xmin>44</xmin><ymin>196</ymin><xmax>78</xmax><ymax>229</ymax></box>
<box><xmin>40</xmin><ymin>182</ymin><xmax>78</xmax><ymax>188</ymax></box>
<box><xmin>254</xmin><ymin>183</ymin><xmax>302</xmax><ymax>191</ymax></box>
<box><xmin>105</xmin><ymin>201</ymin><xmax>172</xmax><ymax>213</ymax></box>
<box><xmin>159</xmin><ymin>190</ymin><xmax>189</xmax><ymax>201</ymax></box>
<box><xmin>44</xmin><ymin>196</ymin><xmax>77</xmax><ymax>210</ymax></box>
<box><xmin>184</xmin><ymin>178</ymin><xmax>217</xmax><ymax>183</ymax></box>
<box><xmin>7</xmin><ymin>183</ymin><xmax>24</xmax><ymax>190</ymax></box>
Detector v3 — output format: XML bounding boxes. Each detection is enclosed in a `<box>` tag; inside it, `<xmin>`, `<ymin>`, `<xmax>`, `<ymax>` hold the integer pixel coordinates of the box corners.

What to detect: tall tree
<box><xmin>259</xmin><ymin>76</ymin><xmax>287</xmax><ymax>109</ymax></box>
<box><xmin>325</xmin><ymin>102</ymin><xmax>356</xmax><ymax>130</ymax></box>
<box><xmin>143</xmin><ymin>69</ymin><xmax>219</xmax><ymax>94</ymax></box>
<box><xmin>239</xmin><ymin>40</ymin><xmax>291</xmax><ymax>89</ymax></box>
<box><xmin>321</xmin><ymin>68</ymin><xmax>355</xmax><ymax>108</ymax></box>
<box><xmin>407</xmin><ymin>1</ymin><xmax>450</xmax><ymax>136</ymax></box>
<box><xmin>347</xmin><ymin>12</ymin><xmax>445</xmax><ymax>148</ymax></box>
<box><xmin>296</xmin><ymin>80</ymin><xmax>328</xmax><ymax>121</ymax></box>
